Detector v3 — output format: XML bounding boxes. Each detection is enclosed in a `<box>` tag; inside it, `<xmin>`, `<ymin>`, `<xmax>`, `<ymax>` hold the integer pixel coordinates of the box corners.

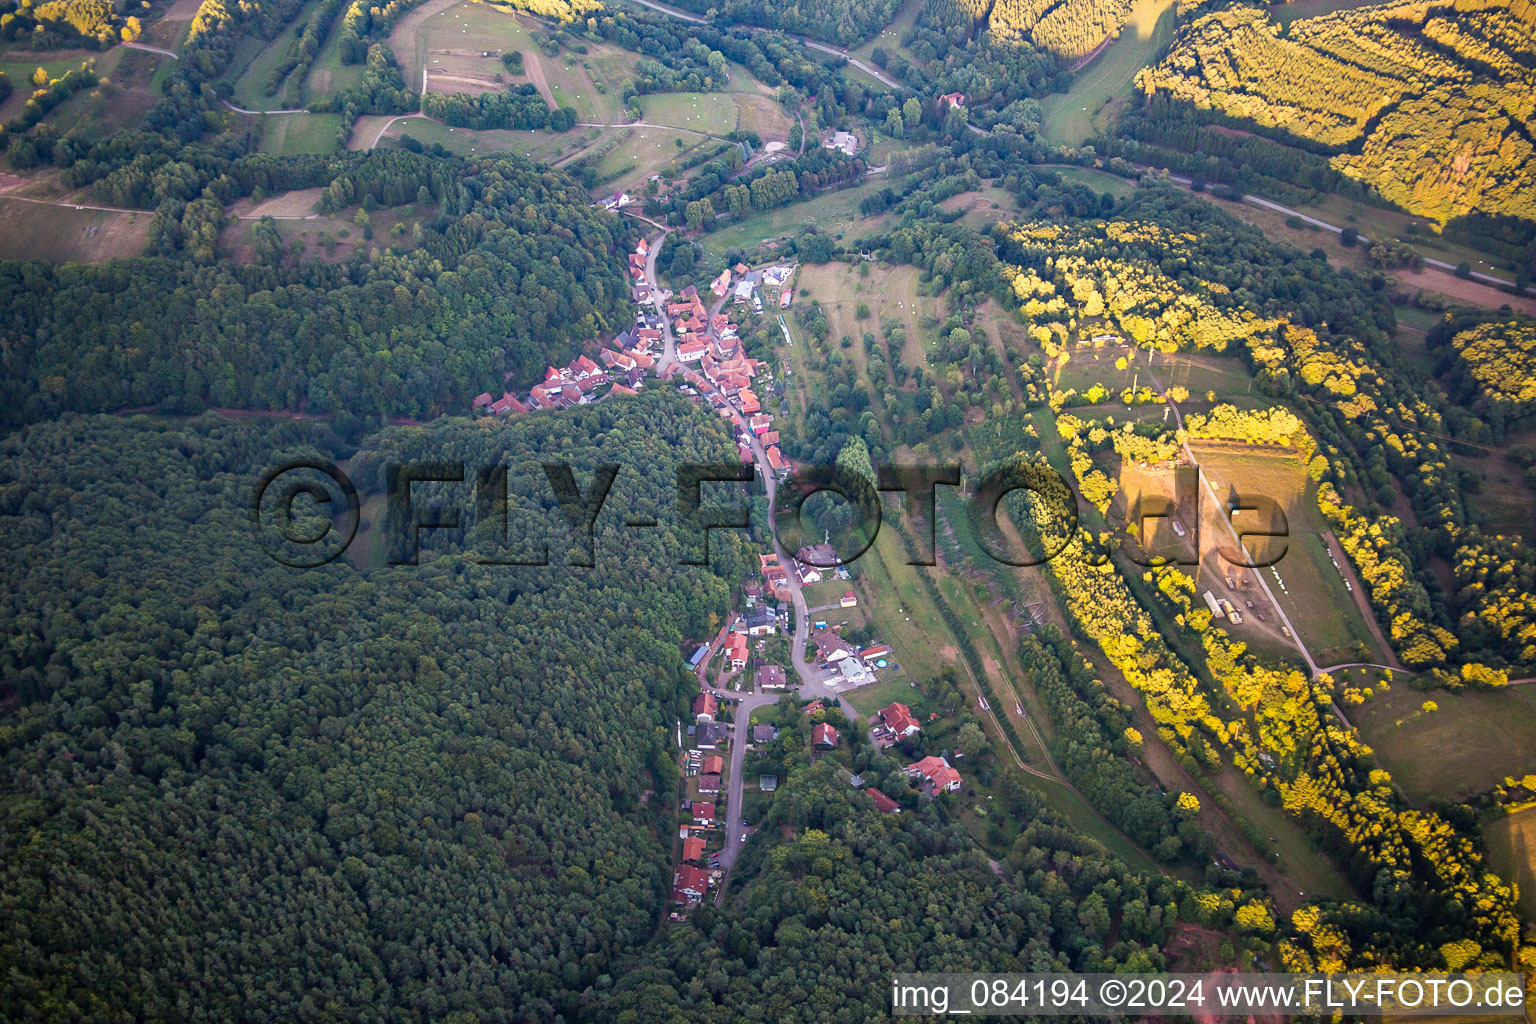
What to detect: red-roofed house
<box><xmin>940</xmin><ymin>91</ymin><xmax>967</xmax><ymax>109</ymax></box>
<box><xmin>749</xmin><ymin>414</ymin><xmax>772</xmax><ymax>434</ymax></box>
<box><xmin>860</xmin><ymin>645</ymin><xmax>892</xmax><ymax>663</ymax></box>
<box><xmin>725</xmin><ymin>632</ymin><xmax>748</xmax><ymax>670</ymax></box>
<box><xmin>759</xmin><ymin>430</ymin><xmax>779</xmax><ymax>446</ymax></box>
<box><xmin>691</xmin><ymin>802</ymin><xmax>715</xmax><ymax>825</ymax></box>
<box><xmin>693</xmin><ymin>692</ymin><xmax>719</xmax><ymax>722</ymax></box>
<box><xmin>682</xmin><ymin>836</ymin><xmax>706</xmax><ymax>862</ymax></box>
<box><xmin>636</xmin><ymin>327</ymin><xmax>662</xmax><ymax>347</ymax></box>
<box><xmin>678</xmin><ymin>339</ymin><xmax>708</xmax><ymax>362</ymax></box>
<box><xmin>906</xmin><ymin>755</ymin><xmax>962</xmax><ymax>793</ymax></box>
<box><xmin>879</xmin><ymin>702</ymin><xmax>921</xmax><ymax>739</ymax></box>
<box><xmin>702</xmin><ymin>754</ymin><xmax>724</xmax><ymax>775</ymax></box>
<box><xmin>711</xmin><ymin>269</ymin><xmax>733</xmax><ymax>297</ymax></box>
<box><xmin>738</xmin><ymin>390</ymin><xmax>761</xmax><ymax>414</ymax></box>
<box><xmin>490</xmin><ymin>392</ymin><xmax>527</xmax><ymax>416</ymax></box>
<box><xmin>674</xmin><ymin>864</ymin><xmax>709</xmax><ymax>900</ymax></box>
<box><xmin>472</xmin><ymin>392</ymin><xmax>493</xmax><ymax>410</ymax></box>
<box><xmin>608</xmin><ymin>383</ymin><xmax>638</xmax><ymax>397</ymax></box>
<box><xmin>765</xmin><ymin>446</ymin><xmax>787</xmax><ymax>474</ymax></box>
<box><xmin>814</xmin><ymin>723</ymin><xmax>838</xmax><ymax>747</ymax></box>
<box><xmin>868</xmin><ymin>788</ymin><xmax>901</xmax><ymax>813</ymax></box>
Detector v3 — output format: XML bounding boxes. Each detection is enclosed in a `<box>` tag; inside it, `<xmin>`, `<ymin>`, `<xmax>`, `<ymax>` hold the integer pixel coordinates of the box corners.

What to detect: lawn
<box><xmin>589</xmin><ymin>126</ymin><xmax>709</xmax><ymax>192</ymax></box>
<box><xmin>1352</xmin><ymin>685</ymin><xmax>1536</xmax><ymax>804</ymax></box>
<box><xmin>700</xmin><ymin>179</ymin><xmax>891</xmax><ymax>256</ymax></box>
<box><xmin>0</xmin><ymin>199</ymin><xmax>152</xmax><ymax>262</ymax></box>
<box><xmin>259</xmin><ymin>112</ymin><xmax>343</xmax><ymax>155</ymax></box>
<box><xmin>1485</xmin><ymin>804</ymin><xmax>1536</xmax><ymax>923</ymax></box>
<box><xmin>1037</xmin><ymin>0</ymin><xmax>1176</xmax><ymax>147</ymax></box>
<box><xmin>848</xmin><ymin>0</ymin><xmax>924</xmax><ymax>66</ymax></box>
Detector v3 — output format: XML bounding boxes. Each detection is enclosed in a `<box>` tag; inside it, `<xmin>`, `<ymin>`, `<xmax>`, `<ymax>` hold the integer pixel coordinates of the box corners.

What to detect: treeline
<box><xmin>0</xmin><ymin>0</ymin><xmax>134</xmax><ymax>48</ymax></box>
<box><xmin>0</xmin><ymin>62</ymin><xmax>97</xmax><ymax>148</ymax></box>
<box><xmin>662</xmin><ymin>0</ymin><xmax>904</xmax><ymax>45</ymax></box>
<box><xmin>0</xmin><ymin>150</ymin><xmax>634</xmax><ymax>425</ymax></box>
<box><xmin>422</xmin><ymin>83</ymin><xmax>576</xmax><ymax>131</ymax></box>
<box><xmin>923</xmin><ymin>0</ymin><xmax>1133</xmax><ymax>61</ymax></box>
<box><xmin>0</xmin><ymin>404</ymin><xmax>741</xmax><ymax>1020</ymax></box>
<box><xmin>337</xmin><ymin>0</ymin><xmax>423</xmax><ymax>63</ymax></box>
<box><xmin>1430</xmin><ymin>312</ymin><xmax>1536</xmax><ymax>437</ymax></box>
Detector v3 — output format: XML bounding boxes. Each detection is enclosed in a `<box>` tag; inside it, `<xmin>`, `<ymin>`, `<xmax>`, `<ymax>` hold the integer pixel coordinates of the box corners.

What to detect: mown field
<box><xmin>259</xmin><ymin>112</ymin><xmax>344</xmax><ymax>155</ymax></box>
<box><xmin>1352</xmin><ymin>684</ymin><xmax>1536</xmax><ymax>804</ymax></box>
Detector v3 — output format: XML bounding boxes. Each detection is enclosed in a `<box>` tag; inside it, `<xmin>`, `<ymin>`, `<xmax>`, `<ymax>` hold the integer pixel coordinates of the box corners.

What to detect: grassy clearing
<box><xmin>1048</xmin><ymin>165</ymin><xmax>1137</xmax><ymax>199</ymax></box>
<box><xmin>258</xmin><ymin>112</ymin><xmax>343</xmax><ymax>155</ymax></box>
<box><xmin>1352</xmin><ymin>685</ymin><xmax>1536</xmax><ymax>804</ymax></box>
<box><xmin>381</xmin><ymin>117</ymin><xmax>591</xmax><ymax>161</ymax></box>
<box><xmin>937</xmin><ymin>186</ymin><xmax>1023</xmax><ymax>231</ymax></box>
<box><xmin>1443</xmin><ymin>427</ymin><xmax>1536</xmax><ymax>539</ymax></box>
<box><xmin>848</xmin><ymin>0</ymin><xmax>924</xmax><ymax>66</ymax></box>
<box><xmin>700</xmin><ymin>179</ymin><xmax>890</xmax><ymax>256</ymax></box>
<box><xmin>637</xmin><ymin>92</ymin><xmax>737</xmax><ymax>134</ymax></box>
<box><xmin>589</xmin><ymin>125</ymin><xmax>707</xmax><ymax>191</ymax></box>
<box><xmin>1485</xmin><ymin>805</ymin><xmax>1536</xmax><ymax>922</ymax></box>
<box><xmin>1038</xmin><ymin>0</ymin><xmax>1176</xmax><ymax>147</ymax></box>
<box><xmin>0</xmin><ymin>199</ymin><xmax>152</xmax><ymax>262</ymax></box>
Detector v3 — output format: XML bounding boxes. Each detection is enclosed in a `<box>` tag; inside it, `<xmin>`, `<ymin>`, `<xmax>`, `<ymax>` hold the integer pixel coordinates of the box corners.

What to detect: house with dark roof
<box><xmin>744</xmin><ymin>608</ymin><xmax>777</xmax><ymax>636</ymax></box>
<box><xmin>696</xmin><ymin>722</ymin><xmax>729</xmax><ymax>749</ymax></box>
<box><xmin>752</xmin><ymin>723</ymin><xmax>778</xmax><ymax>744</ymax></box>
<box><xmin>698</xmin><ymin>773</ymin><xmax>721</xmax><ymax>794</ymax></box>
<box><xmin>755</xmin><ymin>665</ymin><xmax>788</xmax><ymax>690</ymax></box>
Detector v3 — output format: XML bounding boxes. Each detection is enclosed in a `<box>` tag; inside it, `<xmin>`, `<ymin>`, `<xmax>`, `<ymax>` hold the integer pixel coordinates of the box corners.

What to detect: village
<box><xmin>462</xmin><ymin>225</ymin><xmax>970</xmax><ymax>917</ymax></box>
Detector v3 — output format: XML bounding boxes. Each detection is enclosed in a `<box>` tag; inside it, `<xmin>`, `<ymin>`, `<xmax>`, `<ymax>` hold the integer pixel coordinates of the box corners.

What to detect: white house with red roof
<box><xmin>906</xmin><ymin>755</ymin><xmax>962</xmax><ymax>793</ymax></box>
<box><xmin>725</xmin><ymin>632</ymin><xmax>748</xmax><ymax>670</ymax></box>
<box><xmin>813</xmin><ymin>722</ymin><xmax>838</xmax><ymax>747</ymax></box>
<box><xmin>878</xmin><ymin>702</ymin><xmax>921</xmax><ymax>739</ymax></box>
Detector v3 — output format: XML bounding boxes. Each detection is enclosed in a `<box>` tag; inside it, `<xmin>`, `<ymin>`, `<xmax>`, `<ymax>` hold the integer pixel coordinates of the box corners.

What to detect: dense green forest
<box><xmin>0</xmin><ymin>151</ymin><xmax>632</xmax><ymax>426</ymax></box>
<box><xmin>0</xmin><ymin>401</ymin><xmax>745</xmax><ymax>1020</ymax></box>
<box><xmin>924</xmin><ymin>0</ymin><xmax>1134</xmax><ymax>61</ymax></box>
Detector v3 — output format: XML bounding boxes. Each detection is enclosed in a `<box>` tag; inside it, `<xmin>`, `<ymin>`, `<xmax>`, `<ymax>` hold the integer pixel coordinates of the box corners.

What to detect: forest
<box><xmin>660</xmin><ymin>0</ymin><xmax>905</xmax><ymax>46</ymax></box>
<box><xmin>0</xmin><ymin>151</ymin><xmax>633</xmax><ymax>425</ymax></box>
<box><xmin>1138</xmin><ymin>0</ymin><xmax>1536</xmax><ymax>223</ymax></box>
<box><xmin>0</xmin><ymin>401</ymin><xmax>745</xmax><ymax>1020</ymax></box>
<box><xmin>924</xmin><ymin>0</ymin><xmax>1135</xmax><ymax>61</ymax></box>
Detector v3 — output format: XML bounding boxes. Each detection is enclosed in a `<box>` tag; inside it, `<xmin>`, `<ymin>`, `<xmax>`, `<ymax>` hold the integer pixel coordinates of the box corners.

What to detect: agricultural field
<box><xmin>1048</xmin><ymin>165</ymin><xmax>1136</xmax><ymax>200</ymax></box>
<box><xmin>637</xmin><ymin>92</ymin><xmax>738</xmax><ymax>135</ymax></box>
<box><xmin>1037</xmin><ymin>0</ymin><xmax>1176</xmax><ymax>146</ymax></box>
<box><xmin>847</xmin><ymin>0</ymin><xmax>924</xmax><ymax>67</ymax></box>
<box><xmin>1440</xmin><ymin>427</ymin><xmax>1536</xmax><ymax>539</ymax></box>
<box><xmin>0</xmin><ymin>199</ymin><xmax>152</xmax><ymax>262</ymax></box>
<box><xmin>1486</xmin><ymin>805</ymin><xmax>1536</xmax><ymax>923</ymax></box>
<box><xmin>220</xmin><ymin>194</ymin><xmax>432</xmax><ymax>264</ymax></box>
<box><xmin>1352</xmin><ymin>684</ymin><xmax>1536</xmax><ymax>805</ymax></box>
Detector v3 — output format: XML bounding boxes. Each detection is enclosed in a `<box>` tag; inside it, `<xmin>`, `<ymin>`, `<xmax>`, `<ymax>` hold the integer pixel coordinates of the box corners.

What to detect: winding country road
<box><xmin>222</xmin><ymin>99</ymin><xmax>310</xmax><ymax>115</ymax></box>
